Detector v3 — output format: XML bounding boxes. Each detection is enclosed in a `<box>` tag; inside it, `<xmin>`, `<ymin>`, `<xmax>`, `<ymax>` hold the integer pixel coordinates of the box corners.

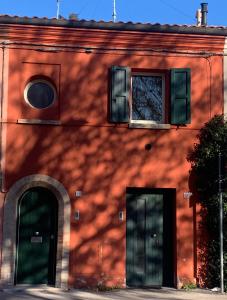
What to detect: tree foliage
<box><xmin>188</xmin><ymin>115</ymin><xmax>227</xmax><ymax>290</ymax></box>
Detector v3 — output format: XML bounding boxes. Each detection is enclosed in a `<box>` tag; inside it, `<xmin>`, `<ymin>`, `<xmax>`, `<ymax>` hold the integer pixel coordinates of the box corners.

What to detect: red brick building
<box><xmin>0</xmin><ymin>15</ymin><xmax>226</xmax><ymax>288</ymax></box>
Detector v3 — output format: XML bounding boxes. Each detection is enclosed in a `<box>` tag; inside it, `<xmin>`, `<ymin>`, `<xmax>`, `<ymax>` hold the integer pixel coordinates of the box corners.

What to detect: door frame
<box><xmin>0</xmin><ymin>175</ymin><xmax>71</xmax><ymax>288</ymax></box>
<box><xmin>126</xmin><ymin>187</ymin><xmax>176</xmax><ymax>288</ymax></box>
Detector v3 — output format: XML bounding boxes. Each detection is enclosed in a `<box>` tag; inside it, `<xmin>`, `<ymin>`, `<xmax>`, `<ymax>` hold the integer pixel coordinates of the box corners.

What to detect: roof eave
<box><xmin>0</xmin><ymin>15</ymin><xmax>227</xmax><ymax>36</ymax></box>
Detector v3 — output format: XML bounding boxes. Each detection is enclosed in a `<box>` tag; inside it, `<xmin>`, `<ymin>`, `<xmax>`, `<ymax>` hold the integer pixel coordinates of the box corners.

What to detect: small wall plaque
<box><xmin>75</xmin><ymin>191</ymin><xmax>82</xmax><ymax>197</ymax></box>
<box><xmin>183</xmin><ymin>192</ymin><xmax>193</xmax><ymax>199</ymax></box>
<box><xmin>119</xmin><ymin>211</ymin><xmax>124</xmax><ymax>221</ymax></box>
<box><xmin>31</xmin><ymin>236</ymin><xmax>42</xmax><ymax>243</ymax></box>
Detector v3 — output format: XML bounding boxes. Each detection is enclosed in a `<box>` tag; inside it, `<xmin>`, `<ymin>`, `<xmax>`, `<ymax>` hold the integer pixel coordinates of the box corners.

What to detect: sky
<box><xmin>0</xmin><ymin>0</ymin><xmax>227</xmax><ymax>27</ymax></box>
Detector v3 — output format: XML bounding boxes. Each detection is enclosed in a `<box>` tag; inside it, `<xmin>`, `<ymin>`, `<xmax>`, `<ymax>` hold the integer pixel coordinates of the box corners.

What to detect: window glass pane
<box><xmin>132</xmin><ymin>75</ymin><xmax>163</xmax><ymax>122</ymax></box>
<box><xmin>26</xmin><ymin>81</ymin><xmax>55</xmax><ymax>109</ymax></box>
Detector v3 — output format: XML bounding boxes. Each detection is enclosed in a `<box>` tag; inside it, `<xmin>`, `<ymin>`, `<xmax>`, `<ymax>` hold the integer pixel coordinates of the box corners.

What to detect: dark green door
<box><xmin>15</xmin><ymin>187</ymin><xmax>58</xmax><ymax>285</ymax></box>
<box><xmin>126</xmin><ymin>193</ymin><xmax>163</xmax><ymax>287</ymax></box>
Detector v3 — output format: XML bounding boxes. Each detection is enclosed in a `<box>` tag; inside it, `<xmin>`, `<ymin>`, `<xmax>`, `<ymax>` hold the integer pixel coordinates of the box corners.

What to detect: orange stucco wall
<box><xmin>0</xmin><ymin>25</ymin><xmax>225</xmax><ymax>288</ymax></box>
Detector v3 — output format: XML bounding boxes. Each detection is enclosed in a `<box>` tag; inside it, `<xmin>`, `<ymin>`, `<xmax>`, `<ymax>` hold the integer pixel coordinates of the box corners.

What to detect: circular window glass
<box><xmin>24</xmin><ymin>80</ymin><xmax>56</xmax><ymax>109</ymax></box>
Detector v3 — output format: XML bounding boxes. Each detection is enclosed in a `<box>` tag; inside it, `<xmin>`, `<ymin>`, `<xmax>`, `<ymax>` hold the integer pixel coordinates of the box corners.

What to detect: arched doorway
<box><xmin>15</xmin><ymin>187</ymin><xmax>58</xmax><ymax>285</ymax></box>
<box><xmin>1</xmin><ymin>174</ymin><xmax>70</xmax><ymax>288</ymax></box>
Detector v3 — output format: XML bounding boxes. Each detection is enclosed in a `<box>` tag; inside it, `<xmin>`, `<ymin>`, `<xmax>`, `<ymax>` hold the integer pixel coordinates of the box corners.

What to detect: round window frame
<box><xmin>24</xmin><ymin>79</ymin><xmax>57</xmax><ymax>110</ymax></box>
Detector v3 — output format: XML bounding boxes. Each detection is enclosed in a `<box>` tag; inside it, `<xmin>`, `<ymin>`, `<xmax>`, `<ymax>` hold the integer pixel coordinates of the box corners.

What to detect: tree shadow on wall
<box><xmin>0</xmin><ymin>22</ymin><xmax>224</xmax><ymax>288</ymax></box>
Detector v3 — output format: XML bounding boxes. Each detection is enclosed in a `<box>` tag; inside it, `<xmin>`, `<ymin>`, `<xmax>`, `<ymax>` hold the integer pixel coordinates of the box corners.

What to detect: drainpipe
<box><xmin>201</xmin><ymin>3</ymin><xmax>208</xmax><ymax>26</ymax></box>
<box><xmin>0</xmin><ymin>43</ymin><xmax>5</xmax><ymax>193</ymax></box>
<box><xmin>218</xmin><ymin>152</ymin><xmax>224</xmax><ymax>294</ymax></box>
<box><xmin>0</xmin><ymin>43</ymin><xmax>5</xmax><ymax>280</ymax></box>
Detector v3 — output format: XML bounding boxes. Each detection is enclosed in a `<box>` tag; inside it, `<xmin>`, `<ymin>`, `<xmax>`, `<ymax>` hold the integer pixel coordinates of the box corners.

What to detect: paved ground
<box><xmin>0</xmin><ymin>287</ymin><xmax>226</xmax><ymax>300</ymax></box>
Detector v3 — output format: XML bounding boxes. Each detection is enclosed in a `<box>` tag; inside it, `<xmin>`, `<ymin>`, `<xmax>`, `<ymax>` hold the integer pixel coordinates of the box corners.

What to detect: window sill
<box><xmin>17</xmin><ymin>119</ymin><xmax>61</xmax><ymax>125</ymax></box>
<box><xmin>128</xmin><ymin>123</ymin><xmax>171</xmax><ymax>129</ymax></box>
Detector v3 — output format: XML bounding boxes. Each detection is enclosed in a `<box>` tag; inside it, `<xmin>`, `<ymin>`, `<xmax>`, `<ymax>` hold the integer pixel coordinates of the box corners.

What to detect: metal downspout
<box><xmin>0</xmin><ymin>44</ymin><xmax>5</xmax><ymax>193</ymax></box>
<box><xmin>0</xmin><ymin>43</ymin><xmax>6</xmax><ymax>281</ymax></box>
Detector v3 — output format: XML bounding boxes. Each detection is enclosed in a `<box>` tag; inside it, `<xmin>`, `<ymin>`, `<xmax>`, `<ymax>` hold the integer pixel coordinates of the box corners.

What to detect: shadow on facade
<box><xmin>0</xmin><ymin>23</ymin><xmax>223</xmax><ymax>288</ymax></box>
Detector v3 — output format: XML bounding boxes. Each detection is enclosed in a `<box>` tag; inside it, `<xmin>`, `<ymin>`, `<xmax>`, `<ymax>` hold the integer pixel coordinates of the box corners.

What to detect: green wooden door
<box><xmin>126</xmin><ymin>193</ymin><xmax>163</xmax><ymax>287</ymax></box>
<box><xmin>15</xmin><ymin>187</ymin><xmax>58</xmax><ymax>285</ymax></box>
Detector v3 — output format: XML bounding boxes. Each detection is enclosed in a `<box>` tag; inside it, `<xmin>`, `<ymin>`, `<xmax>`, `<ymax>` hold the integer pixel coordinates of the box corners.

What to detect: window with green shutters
<box><xmin>110</xmin><ymin>66</ymin><xmax>191</xmax><ymax>125</ymax></box>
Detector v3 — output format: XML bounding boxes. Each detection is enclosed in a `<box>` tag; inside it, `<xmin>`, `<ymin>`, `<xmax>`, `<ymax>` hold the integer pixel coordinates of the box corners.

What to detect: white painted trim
<box><xmin>128</xmin><ymin>123</ymin><xmax>171</xmax><ymax>129</ymax></box>
<box><xmin>224</xmin><ymin>38</ymin><xmax>227</xmax><ymax>118</ymax></box>
<box><xmin>17</xmin><ymin>119</ymin><xmax>61</xmax><ymax>125</ymax></box>
<box><xmin>0</xmin><ymin>175</ymin><xmax>71</xmax><ymax>288</ymax></box>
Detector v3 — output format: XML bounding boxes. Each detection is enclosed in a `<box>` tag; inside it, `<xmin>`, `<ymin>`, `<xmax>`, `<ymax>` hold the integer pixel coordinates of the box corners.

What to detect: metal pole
<box><xmin>112</xmin><ymin>0</ymin><xmax>117</xmax><ymax>22</ymax></box>
<box><xmin>218</xmin><ymin>152</ymin><xmax>224</xmax><ymax>293</ymax></box>
<box><xmin>57</xmin><ymin>0</ymin><xmax>60</xmax><ymax>19</ymax></box>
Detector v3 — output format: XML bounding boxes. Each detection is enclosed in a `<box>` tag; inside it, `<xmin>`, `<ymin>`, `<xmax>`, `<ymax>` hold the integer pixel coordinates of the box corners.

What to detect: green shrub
<box><xmin>188</xmin><ymin>115</ymin><xmax>227</xmax><ymax>291</ymax></box>
<box><xmin>182</xmin><ymin>282</ymin><xmax>197</xmax><ymax>290</ymax></box>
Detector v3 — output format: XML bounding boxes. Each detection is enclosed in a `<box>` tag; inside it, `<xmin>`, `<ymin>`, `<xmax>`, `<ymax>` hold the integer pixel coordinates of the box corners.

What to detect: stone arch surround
<box><xmin>0</xmin><ymin>174</ymin><xmax>71</xmax><ymax>288</ymax></box>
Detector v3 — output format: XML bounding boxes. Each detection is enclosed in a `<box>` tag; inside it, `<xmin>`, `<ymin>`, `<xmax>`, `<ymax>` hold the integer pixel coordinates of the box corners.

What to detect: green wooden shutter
<box><xmin>171</xmin><ymin>68</ymin><xmax>191</xmax><ymax>125</ymax></box>
<box><xmin>110</xmin><ymin>66</ymin><xmax>130</xmax><ymax>123</ymax></box>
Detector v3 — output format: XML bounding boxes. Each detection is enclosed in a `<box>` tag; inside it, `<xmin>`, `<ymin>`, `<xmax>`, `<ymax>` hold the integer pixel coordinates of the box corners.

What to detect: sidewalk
<box><xmin>0</xmin><ymin>287</ymin><xmax>226</xmax><ymax>300</ymax></box>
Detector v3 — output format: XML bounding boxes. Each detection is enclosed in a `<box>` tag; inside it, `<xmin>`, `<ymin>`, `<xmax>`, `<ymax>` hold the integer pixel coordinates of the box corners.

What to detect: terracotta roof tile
<box><xmin>0</xmin><ymin>14</ymin><xmax>227</xmax><ymax>35</ymax></box>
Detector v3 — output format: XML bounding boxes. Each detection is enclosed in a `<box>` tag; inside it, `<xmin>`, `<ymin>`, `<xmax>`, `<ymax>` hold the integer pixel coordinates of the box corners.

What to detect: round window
<box><xmin>24</xmin><ymin>79</ymin><xmax>57</xmax><ymax>109</ymax></box>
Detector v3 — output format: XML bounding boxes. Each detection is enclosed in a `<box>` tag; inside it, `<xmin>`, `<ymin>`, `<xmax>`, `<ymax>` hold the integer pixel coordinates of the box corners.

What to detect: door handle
<box><xmin>151</xmin><ymin>233</ymin><xmax>157</xmax><ymax>238</ymax></box>
<box><xmin>50</xmin><ymin>234</ymin><xmax>54</xmax><ymax>240</ymax></box>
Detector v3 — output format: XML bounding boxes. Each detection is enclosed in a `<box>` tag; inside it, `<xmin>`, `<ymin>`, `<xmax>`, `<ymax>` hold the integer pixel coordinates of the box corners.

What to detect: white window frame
<box><xmin>130</xmin><ymin>72</ymin><xmax>166</xmax><ymax>124</ymax></box>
